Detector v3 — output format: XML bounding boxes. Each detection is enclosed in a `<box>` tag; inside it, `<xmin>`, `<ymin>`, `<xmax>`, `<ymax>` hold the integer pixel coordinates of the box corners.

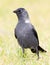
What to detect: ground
<box><xmin>0</xmin><ymin>0</ymin><xmax>50</xmax><ymax>65</ymax></box>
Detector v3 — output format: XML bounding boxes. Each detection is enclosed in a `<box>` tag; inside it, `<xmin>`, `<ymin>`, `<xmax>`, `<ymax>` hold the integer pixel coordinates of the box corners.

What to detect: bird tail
<box><xmin>38</xmin><ymin>46</ymin><xmax>47</xmax><ymax>52</ymax></box>
<box><xmin>31</xmin><ymin>46</ymin><xmax>47</xmax><ymax>53</ymax></box>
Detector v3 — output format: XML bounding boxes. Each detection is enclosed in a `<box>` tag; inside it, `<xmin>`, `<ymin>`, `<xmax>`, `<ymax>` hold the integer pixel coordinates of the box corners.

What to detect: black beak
<box><xmin>13</xmin><ymin>10</ymin><xmax>16</xmax><ymax>13</ymax></box>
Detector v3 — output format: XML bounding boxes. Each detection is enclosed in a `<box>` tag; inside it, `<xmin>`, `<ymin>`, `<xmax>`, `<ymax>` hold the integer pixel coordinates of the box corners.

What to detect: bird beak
<box><xmin>13</xmin><ymin>10</ymin><xmax>16</xmax><ymax>13</ymax></box>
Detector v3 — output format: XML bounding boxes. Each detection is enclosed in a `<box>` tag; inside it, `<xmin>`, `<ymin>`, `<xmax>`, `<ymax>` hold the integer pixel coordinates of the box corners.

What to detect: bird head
<box><xmin>13</xmin><ymin>8</ymin><xmax>29</xmax><ymax>20</ymax></box>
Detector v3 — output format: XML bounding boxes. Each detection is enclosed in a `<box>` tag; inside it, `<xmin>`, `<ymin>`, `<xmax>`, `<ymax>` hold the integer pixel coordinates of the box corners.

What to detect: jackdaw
<box><xmin>13</xmin><ymin>8</ymin><xmax>46</xmax><ymax>59</ymax></box>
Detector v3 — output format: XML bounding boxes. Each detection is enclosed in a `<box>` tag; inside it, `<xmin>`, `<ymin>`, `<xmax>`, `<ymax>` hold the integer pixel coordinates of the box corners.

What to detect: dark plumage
<box><xmin>13</xmin><ymin>8</ymin><xmax>46</xmax><ymax>59</ymax></box>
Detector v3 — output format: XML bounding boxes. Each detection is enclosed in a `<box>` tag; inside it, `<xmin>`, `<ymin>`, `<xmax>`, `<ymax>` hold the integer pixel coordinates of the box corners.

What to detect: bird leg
<box><xmin>36</xmin><ymin>47</ymin><xmax>39</xmax><ymax>60</ymax></box>
<box><xmin>22</xmin><ymin>47</ymin><xmax>24</xmax><ymax>54</ymax></box>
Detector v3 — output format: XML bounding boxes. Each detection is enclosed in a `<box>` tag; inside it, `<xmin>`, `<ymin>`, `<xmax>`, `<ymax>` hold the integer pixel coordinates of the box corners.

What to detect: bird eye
<box><xmin>18</xmin><ymin>10</ymin><xmax>21</xmax><ymax>13</ymax></box>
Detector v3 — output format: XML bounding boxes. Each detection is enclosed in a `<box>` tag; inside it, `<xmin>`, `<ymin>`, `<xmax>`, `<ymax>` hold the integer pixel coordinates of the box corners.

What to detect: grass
<box><xmin>0</xmin><ymin>0</ymin><xmax>50</xmax><ymax>65</ymax></box>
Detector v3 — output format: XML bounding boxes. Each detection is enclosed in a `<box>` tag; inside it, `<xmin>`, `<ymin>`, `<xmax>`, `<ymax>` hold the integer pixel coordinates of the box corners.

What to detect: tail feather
<box><xmin>38</xmin><ymin>46</ymin><xmax>47</xmax><ymax>52</ymax></box>
<box><xmin>31</xmin><ymin>46</ymin><xmax>47</xmax><ymax>53</ymax></box>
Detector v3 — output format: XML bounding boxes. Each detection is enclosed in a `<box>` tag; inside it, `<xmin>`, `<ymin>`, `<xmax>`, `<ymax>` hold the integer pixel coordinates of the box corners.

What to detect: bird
<box><xmin>13</xmin><ymin>8</ymin><xmax>46</xmax><ymax>59</ymax></box>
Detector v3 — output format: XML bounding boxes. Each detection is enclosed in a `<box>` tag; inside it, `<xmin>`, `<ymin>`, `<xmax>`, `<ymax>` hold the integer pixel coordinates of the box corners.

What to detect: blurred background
<box><xmin>0</xmin><ymin>0</ymin><xmax>50</xmax><ymax>65</ymax></box>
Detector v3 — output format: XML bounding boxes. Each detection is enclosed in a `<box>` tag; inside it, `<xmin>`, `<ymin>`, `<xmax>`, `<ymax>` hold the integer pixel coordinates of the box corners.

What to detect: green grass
<box><xmin>0</xmin><ymin>0</ymin><xmax>50</xmax><ymax>65</ymax></box>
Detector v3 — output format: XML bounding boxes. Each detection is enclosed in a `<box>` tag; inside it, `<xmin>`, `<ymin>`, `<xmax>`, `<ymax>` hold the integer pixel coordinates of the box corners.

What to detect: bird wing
<box><xmin>31</xmin><ymin>25</ymin><xmax>39</xmax><ymax>41</ymax></box>
<box><xmin>14</xmin><ymin>28</ymin><xmax>17</xmax><ymax>38</ymax></box>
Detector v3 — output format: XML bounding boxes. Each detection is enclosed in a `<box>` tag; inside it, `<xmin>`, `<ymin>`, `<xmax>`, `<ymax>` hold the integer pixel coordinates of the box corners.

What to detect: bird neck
<box><xmin>18</xmin><ymin>18</ymin><xmax>30</xmax><ymax>23</ymax></box>
<box><xmin>18</xmin><ymin>16</ymin><xmax>30</xmax><ymax>23</ymax></box>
